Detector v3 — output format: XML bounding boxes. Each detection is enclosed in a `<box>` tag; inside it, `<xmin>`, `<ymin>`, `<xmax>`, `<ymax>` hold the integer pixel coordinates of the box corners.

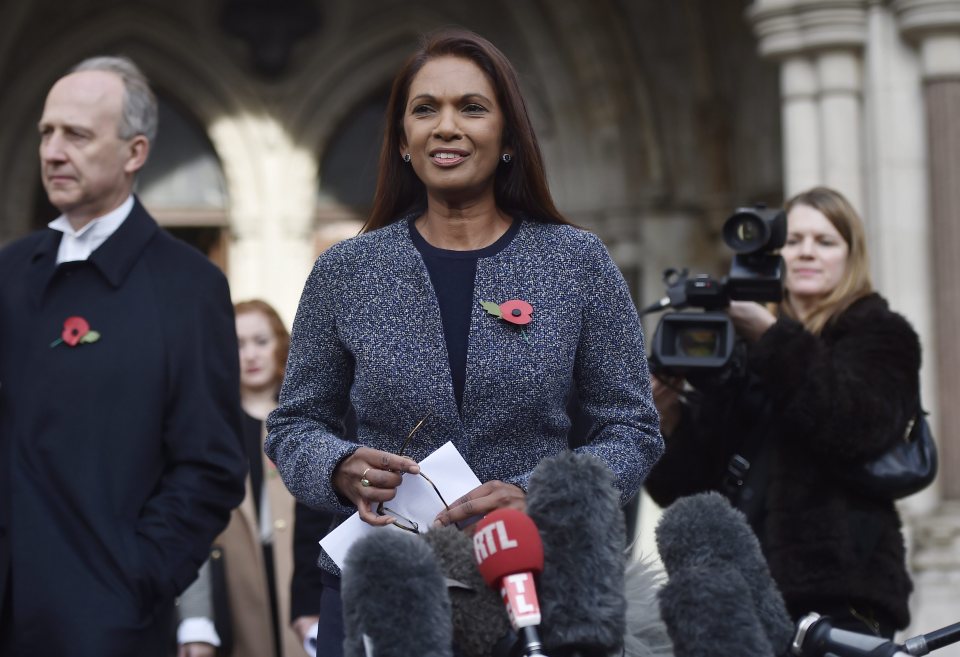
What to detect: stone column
<box><xmin>749</xmin><ymin>0</ymin><xmax>870</xmax><ymax>206</ymax></box>
<box><xmin>212</xmin><ymin>114</ymin><xmax>318</xmax><ymax>327</ymax></box>
<box><xmin>817</xmin><ymin>49</ymin><xmax>865</xmax><ymax>208</ymax></box>
<box><xmin>894</xmin><ymin>0</ymin><xmax>960</xmax><ymax>645</ymax></box>
<box><xmin>895</xmin><ymin>0</ymin><xmax>960</xmax><ymax>502</ymax></box>
<box><xmin>860</xmin><ymin>3</ymin><xmax>933</xmax><ymax>456</ymax></box>
<box><xmin>781</xmin><ymin>56</ymin><xmax>823</xmax><ymax>194</ymax></box>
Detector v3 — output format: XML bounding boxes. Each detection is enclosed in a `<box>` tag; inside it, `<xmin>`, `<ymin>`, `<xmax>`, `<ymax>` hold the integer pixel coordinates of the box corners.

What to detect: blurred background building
<box><xmin>0</xmin><ymin>0</ymin><xmax>957</xmax><ymax>644</ymax></box>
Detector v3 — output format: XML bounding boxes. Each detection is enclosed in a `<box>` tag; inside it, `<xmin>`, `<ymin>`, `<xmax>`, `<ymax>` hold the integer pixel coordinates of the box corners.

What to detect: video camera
<box><xmin>644</xmin><ymin>205</ymin><xmax>786</xmax><ymax>380</ymax></box>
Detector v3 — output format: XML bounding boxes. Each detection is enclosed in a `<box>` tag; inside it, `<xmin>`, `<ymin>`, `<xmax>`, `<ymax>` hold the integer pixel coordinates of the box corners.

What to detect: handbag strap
<box><xmin>904</xmin><ymin>378</ymin><xmax>925</xmax><ymax>442</ymax></box>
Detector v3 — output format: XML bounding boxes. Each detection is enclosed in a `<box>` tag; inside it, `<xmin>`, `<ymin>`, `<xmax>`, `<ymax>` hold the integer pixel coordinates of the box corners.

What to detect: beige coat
<box><xmin>214</xmin><ymin>442</ymin><xmax>305</xmax><ymax>657</ymax></box>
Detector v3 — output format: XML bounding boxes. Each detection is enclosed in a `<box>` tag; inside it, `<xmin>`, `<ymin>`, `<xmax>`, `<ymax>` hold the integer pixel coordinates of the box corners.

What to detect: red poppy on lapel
<box><xmin>497</xmin><ymin>299</ymin><xmax>533</xmax><ymax>325</ymax></box>
<box><xmin>481</xmin><ymin>299</ymin><xmax>534</xmax><ymax>325</ymax></box>
<box><xmin>480</xmin><ymin>299</ymin><xmax>534</xmax><ymax>343</ymax></box>
<box><xmin>50</xmin><ymin>316</ymin><xmax>101</xmax><ymax>348</ymax></box>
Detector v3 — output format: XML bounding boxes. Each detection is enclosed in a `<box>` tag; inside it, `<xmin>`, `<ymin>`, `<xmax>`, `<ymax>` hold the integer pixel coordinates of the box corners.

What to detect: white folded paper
<box><xmin>320</xmin><ymin>441</ymin><xmax>482</xmax><ymax>570</ymax></box>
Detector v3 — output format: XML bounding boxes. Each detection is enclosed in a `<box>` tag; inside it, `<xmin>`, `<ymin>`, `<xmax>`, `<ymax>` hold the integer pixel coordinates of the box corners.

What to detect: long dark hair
<box><xmin>363</xmin><ymin>28</ymin><xmax>570</xmax><ymax>231</ymax></box>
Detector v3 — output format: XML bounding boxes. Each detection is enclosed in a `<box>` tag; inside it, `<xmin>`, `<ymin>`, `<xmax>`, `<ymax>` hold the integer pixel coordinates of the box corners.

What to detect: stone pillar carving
<box><xmin>781</xmin><ymin>56</ymin><xmax>823</xmax><ymax>193</ymax></box>
<box><xmin>817</xmin><ymin>49</ymin><xmax>864</xmax><ymax>207</ymax></box>
<box><xmin>750</xmin><ymin>0</ymin><xmax>869</xmax><ymax>207</ymax></box>
<box><xmin>212</xmin><ymin>115</ymin><xmax>318</xmax><ymax>326</ymax></box>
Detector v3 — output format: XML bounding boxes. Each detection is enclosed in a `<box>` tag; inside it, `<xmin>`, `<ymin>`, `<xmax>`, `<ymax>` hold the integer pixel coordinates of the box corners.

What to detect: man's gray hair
<box><xmin>70</xmin><ymin>55</ymin><xmax>158</xmax><ymax>143</ymax></box>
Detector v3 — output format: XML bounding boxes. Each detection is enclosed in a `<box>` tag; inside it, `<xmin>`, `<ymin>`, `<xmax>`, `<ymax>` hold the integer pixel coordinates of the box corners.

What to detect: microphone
<box><xmin>793</xmin><ymin>613</ymin><xmax>909</xmax><ymax>657</ymax></box>
<box><xmin>341</xmin><ymin>530</ymin><xmax>453</xmax><ymax>657</ymax></box>
<box><xmin>526</xmin><ymin>450</ymin><xmax>627</xmax><ymax>656</ymax></box>
<box><xmin>422</xmin><ymin>524</ymin><xmax>514</xmax><ymax>657</ymax></box>
<box><xmin>473</xmin><ymin>508</ymin><xmax>548</xmax><ymax>657</ymax></box>
<box><xmin>655</xmin><ymin>492</ymin><xmax>794</xmax><ymax>657</ymax></box>
<box><xmin>658</xmin><ymin>562</ymin><xmax>780</xmax><ymax>657</ymax></box>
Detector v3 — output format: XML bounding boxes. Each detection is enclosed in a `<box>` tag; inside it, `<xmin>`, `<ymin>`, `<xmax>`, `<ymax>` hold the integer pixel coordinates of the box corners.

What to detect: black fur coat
<box><xmin>645</xmin><ymin>293</ymin><xmax>920</xmax><ymax>629</ymax></box>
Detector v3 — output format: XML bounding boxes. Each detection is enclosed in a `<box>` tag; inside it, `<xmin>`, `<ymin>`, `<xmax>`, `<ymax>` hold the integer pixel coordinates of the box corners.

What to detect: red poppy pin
<box><xmin>50</xmin><ymin>316</ymin><xmax>101</xmax><ymax>348</ymax></box>
<box><xmin>480</xmin><ymin>299</ymin><xmax>533</xmax><ymax>341</ymax></box>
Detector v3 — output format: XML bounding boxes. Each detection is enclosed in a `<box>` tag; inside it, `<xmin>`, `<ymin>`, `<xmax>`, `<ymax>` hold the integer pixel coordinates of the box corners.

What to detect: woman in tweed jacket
<box><xmin>265</xmin><ymin>28</ymin><xmax>663</xmax><ymax>653</ymax></box>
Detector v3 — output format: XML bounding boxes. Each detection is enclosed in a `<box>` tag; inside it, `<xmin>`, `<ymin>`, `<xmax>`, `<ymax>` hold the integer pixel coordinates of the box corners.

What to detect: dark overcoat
<box><xmin>0</xmin><ymin>199</ymin><xmax>246</xmax><ymax>657</ymax></box>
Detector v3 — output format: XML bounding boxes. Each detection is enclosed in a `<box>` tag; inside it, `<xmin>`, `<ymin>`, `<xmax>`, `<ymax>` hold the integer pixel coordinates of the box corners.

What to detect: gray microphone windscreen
<box><xmin>341</xmin><ymin>530</ymin><xmax>453</xmax><ymax>657</ymax></box>
<box><xmin>659</xmin><ymin>564</ymin><xmax>775</xmax><ymax>657</ymax></box>
<box><xmin>527</xmin><ymin>450</ymin><xmax>627</xmax><ymax>655</ymax></box>
<box><xmin>656</xmin><ymin>492</ymin><xmax>793</xmax><ymax>655</ymax></box>
<box><xmin>421</xmin><ymin>525</ymin><xmax>513</xmax><ymax>657</ymax></box>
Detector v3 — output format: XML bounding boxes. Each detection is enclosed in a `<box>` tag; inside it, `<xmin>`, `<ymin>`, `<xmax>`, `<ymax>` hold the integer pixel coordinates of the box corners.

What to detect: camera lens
<box><xmin>736</xmin><ymin>220</ymin><xmax>760</xmax><ymax>243</ymax></box>
<box><xmin>722</xmin><ymin>206</ymin><xmax>786</xmax><ymax>254</ymax></box>
<box><xmin>723</xmin><ymin>212</ymin><xmax>767</xmax><ymax>253</ymax></box>
<box><xmin>676</xmin><ymin>327</ymin><xmax>720</xmax><ymax>358</ymax></box>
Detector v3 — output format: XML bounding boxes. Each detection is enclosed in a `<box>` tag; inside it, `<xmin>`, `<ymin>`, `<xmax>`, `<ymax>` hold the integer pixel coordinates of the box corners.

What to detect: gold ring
<box><xmin>360</xmin><ymin>467</ymin><xmax>372</xmax><ymax>488</ymax></box>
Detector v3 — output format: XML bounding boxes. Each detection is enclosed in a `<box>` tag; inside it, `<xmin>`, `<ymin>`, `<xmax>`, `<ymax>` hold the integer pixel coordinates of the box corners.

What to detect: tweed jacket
<box><xmin>266</xmin><ymin>216</ymin><xmax>663</xmax><ymax>569</ymax></box>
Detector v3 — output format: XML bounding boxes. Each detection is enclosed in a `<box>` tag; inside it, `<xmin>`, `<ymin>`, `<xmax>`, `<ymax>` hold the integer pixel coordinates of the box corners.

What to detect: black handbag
<box><xmin>846</xmin><ymin>398</ymin><xmax>938</xmax><ymax>500</ymax></box>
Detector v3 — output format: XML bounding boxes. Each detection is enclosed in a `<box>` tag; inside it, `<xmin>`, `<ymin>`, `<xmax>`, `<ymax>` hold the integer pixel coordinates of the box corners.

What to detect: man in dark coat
<box><xmin>0</xmin><ymin>56</ymin><xmax>247</xmax><ymax>657</ymax></box>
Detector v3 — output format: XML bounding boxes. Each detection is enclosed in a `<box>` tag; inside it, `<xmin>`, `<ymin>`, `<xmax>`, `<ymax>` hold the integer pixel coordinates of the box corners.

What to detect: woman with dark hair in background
<box><xmin>266</xmin><ymin>28</ymin><xmax>663</xmax><ymax>654</ymax></box>
<box><xmin>178</xmin><ymin>300</ymin><xmax>330</xmax><ymax>657</ymax></box>
<box><xmin>646</xmin><ymin>186</ymin><xmax>919</xmax><ymax>638</ymax></box>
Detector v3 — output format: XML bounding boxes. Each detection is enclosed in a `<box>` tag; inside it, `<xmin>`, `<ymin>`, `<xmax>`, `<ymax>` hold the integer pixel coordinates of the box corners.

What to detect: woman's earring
<box><xmin>501</xmin><ymin>153</ymin><xmax>512</xmax><ymax>163</ymax></box>
<box><xmin>402</xmin><ymin>153</ymin><xmax>412</xmax><ymax>163</ymax></box>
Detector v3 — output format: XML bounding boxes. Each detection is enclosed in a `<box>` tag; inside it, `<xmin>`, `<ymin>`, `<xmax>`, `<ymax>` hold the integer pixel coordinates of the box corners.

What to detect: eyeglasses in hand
<box><xmin>376</xmin><ymin>414</ymin><xmax>450</xmax><ymax>533</ymax></box>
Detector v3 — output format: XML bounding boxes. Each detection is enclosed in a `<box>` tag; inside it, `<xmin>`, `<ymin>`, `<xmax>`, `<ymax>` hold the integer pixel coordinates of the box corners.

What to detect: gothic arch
<box><xmin>283</xmin><ymin>1</ymin><xmax>663</xmax><ymax>236</ymax></box>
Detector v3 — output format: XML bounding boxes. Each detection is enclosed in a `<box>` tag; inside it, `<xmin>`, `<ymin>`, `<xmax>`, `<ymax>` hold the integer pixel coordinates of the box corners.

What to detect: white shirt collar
<box><xmin>48</xmin><ymin>195</ymin><xmax>135</xmax><ymax>264</ymax></box>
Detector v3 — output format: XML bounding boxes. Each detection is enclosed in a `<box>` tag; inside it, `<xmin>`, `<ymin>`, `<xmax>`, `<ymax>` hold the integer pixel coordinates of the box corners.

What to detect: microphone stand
<box><xmin>513</xmin><ymin>626</ymin><xmax>548</xmax><ymax>656</ymax></box>
<box><xmin>792</xmin><ymin>613</ymin><xmax>909</xmax><ymax>657</ymax></box>
<box><xmin>901</xmin><ymin>621</ymin><xmax>960</xmax><ymax>655</ymax></box>
<box><xmin>793</xmin><ymin>614</ymin><xmax>960</xmax><ymax>657</ymax></box>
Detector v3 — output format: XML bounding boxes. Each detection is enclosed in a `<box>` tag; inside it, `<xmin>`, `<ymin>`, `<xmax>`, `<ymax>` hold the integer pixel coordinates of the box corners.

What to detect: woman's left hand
<box><xmin>728</xmin><ymin>300</ymin><xmax>776</xmax><ymax>342</ymax></box>
<box><xmin>433</xmin><ymin>480</ymin><xmax>526</xmax><ymax>528</ymax></box>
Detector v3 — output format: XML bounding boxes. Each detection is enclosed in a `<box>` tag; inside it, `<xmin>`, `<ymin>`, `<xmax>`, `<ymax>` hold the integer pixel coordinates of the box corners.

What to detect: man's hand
<box><xmin>178</xmin><ymin>642</ymin><xmax>216</xmax><ymax>657</ymax></box>
<box><xmin>291</xmin><ymin>615</ymin><xmax>319</xmax><ymax>643</ymax></box>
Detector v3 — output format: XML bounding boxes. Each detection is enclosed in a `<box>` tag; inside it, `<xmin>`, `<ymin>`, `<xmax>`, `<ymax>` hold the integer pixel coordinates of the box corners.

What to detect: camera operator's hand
<box><xmin>652</xmin><ymin>374</ymin><xmax>684</xmax><ymax>437</ymax></box>
<box><xmin>728</xmin><ymin>300</ymin><xmax>776</xmax><ymax>342</ymax></box>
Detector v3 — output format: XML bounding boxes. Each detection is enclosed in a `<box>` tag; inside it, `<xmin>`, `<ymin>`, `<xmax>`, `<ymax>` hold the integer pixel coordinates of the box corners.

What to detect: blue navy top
<box><xmin>409</xmin><ymin>217</ymin><xmax>522</xmax><ymax>410</ymax></box>
<box><xmin>266</xmin><ymin>213</ymin><xmax>663</xmax><ymax>575</ymax></box>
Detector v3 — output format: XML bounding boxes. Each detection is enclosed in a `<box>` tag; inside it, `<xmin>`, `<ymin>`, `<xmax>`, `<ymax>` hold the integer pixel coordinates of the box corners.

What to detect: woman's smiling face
<box><xmin>400</xmin><ymin>55</ymin><xmax>508</xmax><ymax>203</ymax></box>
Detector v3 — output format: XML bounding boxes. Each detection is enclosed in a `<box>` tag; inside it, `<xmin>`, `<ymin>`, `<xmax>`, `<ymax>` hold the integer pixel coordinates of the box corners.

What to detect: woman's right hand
<box><xmin>332</xmin><ymin>447</ymin><xmax>421</xmax><ymax>526</ymax></box>
<box><xmin>652</xmin><ymin>374</ymin><xmax>684</xmax><ymax>437</ymax></box>
<box><xmin>728</xmin><ymin>300</ymin><xmax>776</xmax><ymax>342</ymax></box>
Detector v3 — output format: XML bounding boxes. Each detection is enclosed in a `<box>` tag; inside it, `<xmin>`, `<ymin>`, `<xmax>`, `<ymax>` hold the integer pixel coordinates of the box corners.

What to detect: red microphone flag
<box><xmin>472</xmin><ymin>508</ymin><xmax>544</xmax><ymax>630</ymax></box>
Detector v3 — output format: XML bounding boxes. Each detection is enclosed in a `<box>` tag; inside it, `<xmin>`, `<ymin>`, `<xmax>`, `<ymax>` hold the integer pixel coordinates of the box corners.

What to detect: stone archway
<box><xmin>0</xmin><ymin>5</ymin><xmax>321</xmax><ymax>318</ymax></box>
<box><xmin>287</xmin><ymin>1</ymin><xmax>666</xmax><ymax>240</ymax></box>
